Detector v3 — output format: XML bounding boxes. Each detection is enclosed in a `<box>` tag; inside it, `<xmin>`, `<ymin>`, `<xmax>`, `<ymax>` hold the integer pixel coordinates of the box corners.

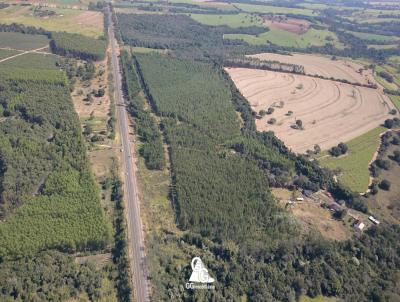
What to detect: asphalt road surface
<box><xmin>107</xmin><ymin>8</ymin><xmax>150</xmax><ymax>302</ymax></box>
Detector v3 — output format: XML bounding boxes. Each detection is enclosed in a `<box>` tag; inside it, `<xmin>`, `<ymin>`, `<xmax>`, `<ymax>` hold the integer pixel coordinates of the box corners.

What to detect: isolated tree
<box><xmin>384</xmin><ymin>119</ymin><xmax>394</xmax><ymax>129</ymax></box>
<box><xmin>85</xmin><ymin>93</ymin><xmax>93</xmax><ymax>103</ymax></box>
<box><xmin>333</xmin><ymin>209</ymin><xmax>347</xmax><ymax>220</ymax></box>
<box><xmin>379</xmin><ymin>179</ymin><xmax>391</xmax><ymax>191</ymax></box>
<box><xmin>267</xmin><ymin>107</ymin><xmax>275</xmax><ymax>115</ymax></box>
<box><xmin>83</xmin><ymin>124</ymin><xmax>93</xmax><ymax>136</ymax></box>
<box><xmin>267</xmin><ymin>118</ymin><xmax>276</xmax><ymax>125</ymax></box>
<box><xmin>392</xmin><ymin>150</ymin><xmax>400</xmax><ymax>164</ymax></box>
<box><xmin>370</xmin><ymin>182</ymin><xmax>379</xmax><ymax>195</ymax></box>
<box><xmin>296</xmin><ymin>119</ymin><xmax>303</xmax><ymax>128</ymax></box>
<box><xmin>314</xmin><ymin>144</ymin><xmax>321</xmax><ymax>154</ymax></box>
<box><xmin>329</xmin><ymin>146</ymin><xmax>342</xmax><ymax>157</ymax></box>
<box><xmin>338</xmin><ymin>142</ymin><xmax>348</xmax><ymax>154</ymax></box>
<box><xmin>94</xmin><ymin>88</ymin><xmax>105</xmax><ymax>97</ymax></box>
<box><xmin>259</xmin><ymin>110</ymin><xmax>267</xmax><ymax>117</ymax></box>
<box><xmin>370</xmin><ymin>163</ymin><xmax>381</xmax><ymax>177</ymax></box>
<box><xmin>375</xmin><ymin>159</ymin><xmax>390</xmax><ymax>170</ymax></box>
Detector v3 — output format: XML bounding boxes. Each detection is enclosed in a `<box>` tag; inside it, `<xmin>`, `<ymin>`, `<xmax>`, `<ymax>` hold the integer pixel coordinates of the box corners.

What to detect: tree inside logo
<box><xmin>189</xmin><ymin>257</ymin><xmax>215</xmax><ymax>283</ymax></box>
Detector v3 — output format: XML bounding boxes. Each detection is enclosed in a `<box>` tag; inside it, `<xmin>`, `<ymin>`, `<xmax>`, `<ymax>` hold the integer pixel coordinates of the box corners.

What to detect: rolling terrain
<box><xmin>0</xmin><ymin>0</ymin><xmax>400</xmax><ymax>301</ymax></box>
<box><xmin>226</xmin><ymin>67</ymin><xmax>394</xmax><ymax>153</ymax></box>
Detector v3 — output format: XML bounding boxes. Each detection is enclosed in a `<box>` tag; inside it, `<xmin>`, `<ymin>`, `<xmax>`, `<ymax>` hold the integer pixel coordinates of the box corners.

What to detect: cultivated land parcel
<box><xmin>249</xmin><ymin>53</ymin><xmax>377</xmax><ymax>86</ymax></box>
<box><xmin>227</xmin><ymin>53</ymin><xmax>395</xmax><ymax>153</ymax></box>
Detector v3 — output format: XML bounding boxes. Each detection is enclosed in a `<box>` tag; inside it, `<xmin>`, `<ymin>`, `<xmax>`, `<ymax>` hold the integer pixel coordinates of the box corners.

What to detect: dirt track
<box><xmin>249</xmin><ymin>53</ymin><xmax>376</xmax><ymax>86</ymax></box>
<box><xmin>226</xmin><ymin>67</ymin><xmax>395</xmax><ymax>153</ymax></box>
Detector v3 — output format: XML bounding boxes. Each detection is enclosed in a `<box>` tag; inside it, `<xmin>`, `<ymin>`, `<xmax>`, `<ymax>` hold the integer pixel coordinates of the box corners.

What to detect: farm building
<box><xmin>354</xmin><ymin>220</ymin><xmax>365</xmax><ymax>231</ymax></box>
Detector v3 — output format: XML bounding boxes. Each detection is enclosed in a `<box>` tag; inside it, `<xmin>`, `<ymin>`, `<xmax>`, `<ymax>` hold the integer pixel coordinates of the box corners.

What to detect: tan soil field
<box><xmin>226</xmin><ymin>67</ymin><xmax>395</xmax><ymax>153</ymax></box>
<box><xmin>263</xmin><ymin>16</ymin><xmax>310</xmax><ymax>34</ymax></box>
<box><xmin>249</xmin><ymin>52</ymin><xmax>376</xmax><ymax>86</ymax></box>
<box><xmin>71</xmin><ymin>10</ymin><xmax>103</xmax><ymax>29</ymax></box>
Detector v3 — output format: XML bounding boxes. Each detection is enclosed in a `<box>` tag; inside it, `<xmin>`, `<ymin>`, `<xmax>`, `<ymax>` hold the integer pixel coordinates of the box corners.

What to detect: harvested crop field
<box><xmin>263</xmin><ymin>16</ymin><xmax>310</xmax><ymax>34</ymax></box>
<box><xmin>249</xmin><ymin>52</ymin><xmax>376</xmax><ymax>86</ymax></box>
<box><xmin>70</xmin><ymin>10</ymin><xmax>103</xmax><ymax>29</ymax></box>
<box><xmin>226</xmin><ymin>67</ymin><xmax>395</xmax><ymax>153</ymax></box>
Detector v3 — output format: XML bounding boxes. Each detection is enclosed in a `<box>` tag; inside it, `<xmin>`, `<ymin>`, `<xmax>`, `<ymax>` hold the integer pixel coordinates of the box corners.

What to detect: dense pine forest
<box><xmin>120</xmin><ymin>50</ymin><xmax>165</xmax><ymax>170</ymax></box>
<box><xmin>0</xmin><ymin>66</ymin><xmax>111</xmax><ymax>258</ymax></box>
<box><xmin>0</xmin><ymin>57</ymin><xmax>116</xmax><ymax>299</ymax></box>
<box><xmin>50</xmin><ymin>32</ymin><xmax>107</xmax><ymax>61</ymax></box>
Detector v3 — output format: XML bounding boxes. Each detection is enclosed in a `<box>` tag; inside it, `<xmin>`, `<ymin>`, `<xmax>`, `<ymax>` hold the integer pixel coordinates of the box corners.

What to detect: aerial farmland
<box><xmin>226</xmin><ymin>54</ymin><xmax>396</xmax><ymax>153</ymax></box>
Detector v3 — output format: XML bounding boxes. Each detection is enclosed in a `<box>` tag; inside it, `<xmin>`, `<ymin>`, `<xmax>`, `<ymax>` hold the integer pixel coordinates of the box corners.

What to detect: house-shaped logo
<box><xmin>189</xmin><ymin>257</ymin><xmax>215</xmax><ymax>283</ymax></box>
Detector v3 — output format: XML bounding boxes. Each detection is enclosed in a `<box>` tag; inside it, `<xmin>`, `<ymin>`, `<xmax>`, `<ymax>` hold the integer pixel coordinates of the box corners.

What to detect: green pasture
<box><xmin>298</xmin><ymin>3</ymin><xmax>329</xmax><ymax>10</ymax></box>
<box><xmin>0</xmin><ymin>5</ymin><xmax>103</xmax><ymax>38</ymax></box>
<box><xmin>388</xmin><ymin>55</ymin><xmax>400</xmax><ymax>63</ymax></box>
<box><xmin>357</xmin><ymin>17</ymin><xmax>400</xmax><ymax>24</ymax></box>
<box><xmin>389</xmin><ymin>95</ymin><xmax>400</xmax><ymax>111</ymax></box>
<box><xmin>367</xmin><ymin>44</ymin><xmax>399</xmax><ymax>50</ymax></box>
<box><xmin>0</xmin><ymin>49</ymin><xmax>20</xmax><ymax>60</ymax></box>
<box><xmin>233</xmin><ymin>3</ymin><xmax>318</xmax><ymax>16</ymax></box>
<box><xmin>374</xmin><ymin>65</ymin><xmax>399</xmax><ymax>90</ymax></box>
<box><xmin>0</xmin><ymin>32</ymin><xmax>49</xmax><ymax>50</ymax></box>
<box><xmin>190</xmin><ymin>13</ymin><xmax>263</xmax><ymax>28</ymax></box>
<box><xmin>347</xmin><ymin>30</ymin><xmax>399</xmax><ymax>42</ymax></box>
<box><xmin>131</xmin><ymin>46</ymin><xmax>166</xmax><ymax>54</ymax></box>
<box><xmin>319</xmin><ymin>127</ymin><xmax>386</xmax><ymax>193</ymax></box>
<box><xmin>0</xmin><ymin>53</ymin><xmax>59</xmax><ymax>69</ymax></box>
<box><xmin>224</xmin><ymin>27</ymin><xmax>343</xmax><ymax>48</ymax></box>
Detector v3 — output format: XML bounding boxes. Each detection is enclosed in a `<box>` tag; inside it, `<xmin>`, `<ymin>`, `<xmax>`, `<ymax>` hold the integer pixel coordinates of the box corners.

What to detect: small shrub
<box><xmin>267</xmin><ymin>107</ymin><xmax>274</xmax><ymax>115</ymax></box>
<box><xmin>379</xmin><ymin>179</ymin><xmax>391</xmax><ymax>191</ymax></box>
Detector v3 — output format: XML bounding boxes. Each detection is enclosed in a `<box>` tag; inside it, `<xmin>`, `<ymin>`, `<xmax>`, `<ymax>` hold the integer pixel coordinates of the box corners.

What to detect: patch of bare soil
<box><xmin>264</xmin><ymin>16</ymin><xmax>310</xmax><ymax>34</ymax></box>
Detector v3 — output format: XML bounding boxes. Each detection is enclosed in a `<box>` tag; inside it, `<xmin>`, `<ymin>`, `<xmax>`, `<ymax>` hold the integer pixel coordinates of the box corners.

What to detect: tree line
<box><xmin>120</xmin><ymin>50</ymin><xmax>165</xmax><ymax>170</ymax></box>
<box><xmin>50</xmin><ymin>32</ymin><xmax>107</xmax><ymax>61</ymax></box>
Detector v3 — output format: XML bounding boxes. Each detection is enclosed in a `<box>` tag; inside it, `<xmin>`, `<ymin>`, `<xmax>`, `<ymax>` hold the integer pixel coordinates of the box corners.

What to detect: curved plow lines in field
<box><xmin>226</xmin><ymin>67</ymin><xmax>395</xmax><ymax>153</ymax></box>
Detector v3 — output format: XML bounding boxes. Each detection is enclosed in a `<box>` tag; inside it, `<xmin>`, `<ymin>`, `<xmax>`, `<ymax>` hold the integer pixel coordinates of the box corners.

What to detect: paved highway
<box><xmin>107</xmin><ymin>7</ymin><xmax>150</xmax><ymax>302</ymax></box>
